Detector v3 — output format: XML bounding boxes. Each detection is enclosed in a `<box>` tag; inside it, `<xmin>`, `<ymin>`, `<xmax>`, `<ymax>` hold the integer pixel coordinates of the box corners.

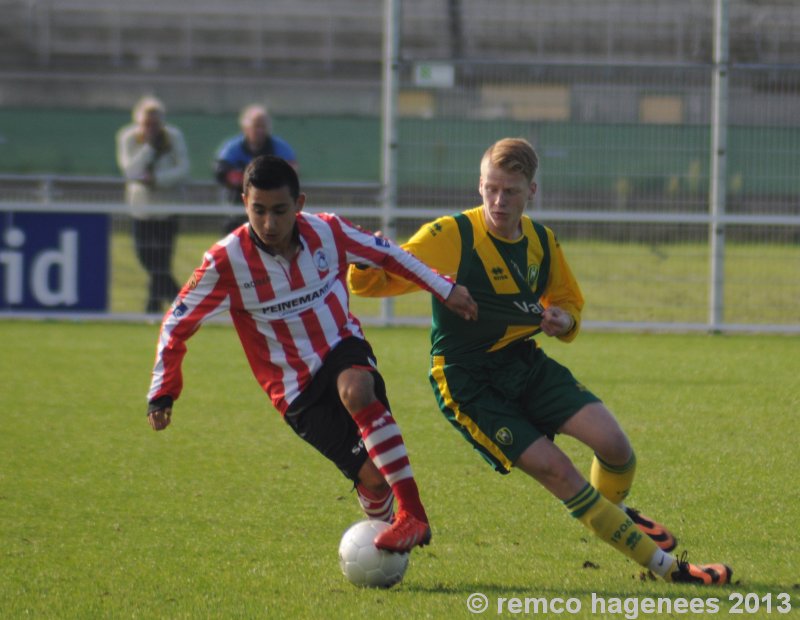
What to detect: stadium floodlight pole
<box><xmin>708</xmin><ymin>0</ymin><xmax>729</xmax><ymax>332</ymax></box>
<box><xmin>379</xmin><ymin>0</ymin><xmax>400</xmax><ymax>325</ymax></box>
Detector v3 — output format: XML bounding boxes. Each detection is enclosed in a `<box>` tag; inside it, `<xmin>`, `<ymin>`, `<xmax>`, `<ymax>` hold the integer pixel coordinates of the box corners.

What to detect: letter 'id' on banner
<box><xmin>0</xmin><ymin>212</ymin><xmax>110</xmax><ymax>311</ymax></box>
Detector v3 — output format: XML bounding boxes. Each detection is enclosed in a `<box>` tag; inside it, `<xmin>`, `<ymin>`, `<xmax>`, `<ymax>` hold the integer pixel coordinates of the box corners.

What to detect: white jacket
<box><xmin>116</xmin><ymin>124</ymin><xmax>190</xmax><ymax>219</ymax></box>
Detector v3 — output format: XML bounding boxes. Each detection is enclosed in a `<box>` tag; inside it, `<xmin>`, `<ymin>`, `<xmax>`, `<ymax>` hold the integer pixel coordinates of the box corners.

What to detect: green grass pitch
<box><xmin>1</xmin><ymin>321</ymin><xmax>798</xmax><ymax>618</ymax></box>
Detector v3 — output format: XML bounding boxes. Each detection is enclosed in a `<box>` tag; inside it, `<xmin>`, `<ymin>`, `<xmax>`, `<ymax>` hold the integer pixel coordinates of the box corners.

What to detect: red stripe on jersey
<box><xmin>317</xmin><ymin>213</ymin><xmax>348</xmax><ymax>269</ymax></box>
<box><xmin>381</xmin><ymin>253</ymin><xmax>440</xmax><ymax>291</ymax></box>
<box><xmin>271</xmin><ymin>318</ymin><xmax>312</xmax><ymax>391</ymax></box>
<box><xmin>213</xmin><ymin>243</ymin><xmax>290</xmax><ymax>408</ymax></box>
<box><xmin>295</xmin><ymin>217</ymin><xmax>324</xmax><ymax>285</ymax></box>
<box><xmin>231</xmin><ymin>311</ymin><xmax>288</xmax><ymax>407</ymax></box>
<box><xmin>325</xmin><ymin>278</ymin><xmax>362</xmax><ymax>341</ymax></box>
<box><xmin>288</xmin><ymin>256</ymin><xmax>306</xmax><ymax>289</ymax></box>
<box><xmin>299</xmin><ymin>308</ymin><xmax>331</xmax><ymax>363</ymax></box>
<box><xmin>322</xmin><ymin>212</ymin><xmax>449</xmax><ymax>300</ymax></box>
<box><xmin>238</xmin><ymin>228</ymin><xmax>276</xmax><ymax>302</ymax></box>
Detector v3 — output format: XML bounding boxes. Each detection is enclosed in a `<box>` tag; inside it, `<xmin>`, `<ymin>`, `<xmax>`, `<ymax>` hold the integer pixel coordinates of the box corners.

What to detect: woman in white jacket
<box><xmin>116</xmin><ymin>96</ymin><xmax>190</xmax><ymax>313</ymax></box>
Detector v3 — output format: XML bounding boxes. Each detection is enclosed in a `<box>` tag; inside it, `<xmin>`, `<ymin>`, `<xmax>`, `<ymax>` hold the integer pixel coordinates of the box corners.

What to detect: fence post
<box><xmin>379</xmin><ymin>0</ymin><xmax>400</xmax><ymax>325</ymax></box>
<box><xmin>708</xmin><ymin>0</ymin><xmax>729</xmax><ymax>331</ymax></box>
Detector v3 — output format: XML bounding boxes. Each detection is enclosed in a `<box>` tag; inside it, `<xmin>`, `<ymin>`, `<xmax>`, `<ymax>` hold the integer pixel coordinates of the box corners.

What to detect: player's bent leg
<box><xmin>351</xmin><ymin>400</ymin><xmax>431</xmax><ymax>552</ymax></box>
<box><xmin>514</xmin><ymin>436</ymin><xmax>587</xmax><ymax>500</ymax></box>
<box><xmin>338</xmin><ymin>369</ymin><xmax>431</xmax><ymax>552</ymax></box>
<box><xmin>355</xmin><ymin>460</ymin><xmax>395</xmax><ymax>522</ymax></box>
<box><xmin>560</xmin><ymin>403</ymin><xmax>677</xmax><ymax>551</ymax></box>
<box><xmin>516</xmin><ymin>441</ymin><xmax>674</xmax><ymax>578</ymax></box>
<box><xmin>515</xmin><ymin>440</ymin><xmax>728</xmax><ymax>584</ymax></box>
<box><xmin>562</xmin><ymin>483</ymin><xmax>732</xmax><ymax>585</ymax></box>
<box><xmin>563</xmin><ymin>483</ymin><xmax>679</xmax><ymax>576</ymax></box>
<box><xmin>558</xmin><ymin>402</ymin><xmax>632</xmax><ymax>468</ymax></box>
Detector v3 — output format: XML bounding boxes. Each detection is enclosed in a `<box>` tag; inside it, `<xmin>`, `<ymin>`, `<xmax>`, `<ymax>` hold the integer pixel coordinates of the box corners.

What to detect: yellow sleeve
<box><xmin>348</xmin><ymin>216</ymin><xmax>462</xmax><ymax>297</ymax></box>
<box><xmin>540</xmin><ymin>229</ymin><xmax>584</xmax><ymax>343</ymax></box>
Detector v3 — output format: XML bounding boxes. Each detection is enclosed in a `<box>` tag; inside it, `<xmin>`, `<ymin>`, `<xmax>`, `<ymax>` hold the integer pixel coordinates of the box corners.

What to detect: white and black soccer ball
<box><xmin>338</xmin><ymin>520</ymin><xmax>409</xmax><ymax>588</ymax></box>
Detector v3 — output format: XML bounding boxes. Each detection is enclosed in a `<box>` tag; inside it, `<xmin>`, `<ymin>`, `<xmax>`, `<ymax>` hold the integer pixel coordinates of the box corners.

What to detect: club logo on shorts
<box><xmin>495</xmin><ymin>427</ymin><xmax>514</xmax><ymax>446</ymax></box>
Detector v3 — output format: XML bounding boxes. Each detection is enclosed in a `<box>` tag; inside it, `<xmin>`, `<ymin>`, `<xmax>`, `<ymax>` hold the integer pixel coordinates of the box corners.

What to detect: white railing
<box><xmin>1</xmin><ymin>173</ymin><xmax>798</xmax><ymax>333</ymax></box>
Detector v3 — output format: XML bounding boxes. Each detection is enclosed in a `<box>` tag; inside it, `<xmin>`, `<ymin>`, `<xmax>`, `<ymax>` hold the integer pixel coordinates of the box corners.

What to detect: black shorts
<box><xmin>284</xmin><ymin>337</ymin><xmax>390</xmax><ymax>483</ymax></box>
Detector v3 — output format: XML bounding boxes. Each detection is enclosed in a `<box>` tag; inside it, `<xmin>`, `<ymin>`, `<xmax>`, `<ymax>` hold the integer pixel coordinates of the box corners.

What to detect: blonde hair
<box><xmin>132</xmin><ymin>95</ymin><xmax>165</xmax><ymax>123</ymax></box>
<box><xmin>481</xmin><ymin>138</ymin><xmax>539</xmax><ymax>182</ymax></box>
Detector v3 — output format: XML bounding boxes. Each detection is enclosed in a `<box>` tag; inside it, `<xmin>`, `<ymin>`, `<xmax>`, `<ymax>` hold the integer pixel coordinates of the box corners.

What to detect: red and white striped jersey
<box><xmin>148</xmin><ymin>213</ymin><xmax>453</xmax><ymax>414</ymax></box>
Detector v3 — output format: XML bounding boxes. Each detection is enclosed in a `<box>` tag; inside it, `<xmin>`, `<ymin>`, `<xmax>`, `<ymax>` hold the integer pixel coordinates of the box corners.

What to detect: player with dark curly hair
<box><xmin>146</xmin><ymin>155</ymin><xmax>478</xmax><ymax>553</ymax></box>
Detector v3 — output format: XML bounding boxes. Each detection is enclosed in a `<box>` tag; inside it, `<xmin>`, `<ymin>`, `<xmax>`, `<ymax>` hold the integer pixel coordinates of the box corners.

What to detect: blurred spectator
<box><xmin>116</xmin><ymin>95</ymin><xmax>190</xmax><ymax>314</ymax></box>
<box><xmin>215</xmin><ymin>104</ymin><xmax>298</xmax><ymax>233</ymax></box>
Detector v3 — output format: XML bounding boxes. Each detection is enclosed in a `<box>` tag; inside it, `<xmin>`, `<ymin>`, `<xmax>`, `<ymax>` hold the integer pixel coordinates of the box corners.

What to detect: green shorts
<box><xmin>429</xmin><ymin>339</ymin><xmax>600</xmax><ymax>474</ymax></box>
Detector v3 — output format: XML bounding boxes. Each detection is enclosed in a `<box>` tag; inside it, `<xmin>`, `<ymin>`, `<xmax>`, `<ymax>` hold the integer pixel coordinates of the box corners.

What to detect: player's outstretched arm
<box><xmin>443</xmin><ymin>284</ymin><xmax>478</xmax><ymax>321</ymax></box>
<box><xmin>147</xmin><ymin>396</ymin><xmax>174</xmax><ymax>431</ymax></box>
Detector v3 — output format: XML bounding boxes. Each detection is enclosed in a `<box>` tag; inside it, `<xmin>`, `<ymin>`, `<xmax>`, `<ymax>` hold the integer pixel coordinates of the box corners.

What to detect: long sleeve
<box><xmin>540</xmin><ymin>229</ymin><xmax>584</xmax><ymax>342</ymax></box>
<box><xmin>147</xmin><ymin>251</ymin><xmax>231</xmax><ymax>403</ymax></box>
<box><xmin>320</xmin><ymin>214</ymin><xmax>455</xmax><ymax>302</ymax></box>
<box><xmin>348</xmin><ymin>214</ymin><xmax>462</xmax><ymax>298</ymax></box>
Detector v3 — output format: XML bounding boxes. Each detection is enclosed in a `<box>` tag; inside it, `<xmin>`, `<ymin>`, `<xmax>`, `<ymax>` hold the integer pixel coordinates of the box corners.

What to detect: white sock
<box><xmin>648</xmin><ymin>548</ymin><xmax>676</xmax><ymax>578</ymax></box>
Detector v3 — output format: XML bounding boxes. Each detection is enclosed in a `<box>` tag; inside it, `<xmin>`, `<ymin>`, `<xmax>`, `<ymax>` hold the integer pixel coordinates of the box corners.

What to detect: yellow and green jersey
<box><xmin>348</xmin><ymin>206</ymin><xmax>584</xmax><ymax>358</ymax></box>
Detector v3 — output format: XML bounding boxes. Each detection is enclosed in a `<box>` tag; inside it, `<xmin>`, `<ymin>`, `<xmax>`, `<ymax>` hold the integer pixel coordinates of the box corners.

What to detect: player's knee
<box><xmin>337</xmin><ymin>369</ymin><xmax>375</xmax><ymax>412</ymax></box>
<box><xmin>596</xmin><ymin>431</ymin><xmax>633</xmax><ymax>466</ymax></box>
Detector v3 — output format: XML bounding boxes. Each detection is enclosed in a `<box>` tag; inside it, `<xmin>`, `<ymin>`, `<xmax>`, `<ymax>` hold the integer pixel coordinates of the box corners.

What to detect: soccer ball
<box><xmin>338</xmin><ymin>520</ymin><xmax>409</xmax><ymax>588</ymax></box>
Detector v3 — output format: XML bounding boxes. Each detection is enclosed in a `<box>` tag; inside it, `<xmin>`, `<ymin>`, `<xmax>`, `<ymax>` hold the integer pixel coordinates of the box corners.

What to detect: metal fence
<box><xmin>1</xmin><ymin>0</ymin><xmax>799</xmax><ymax>331</ymax></box>
<box><xmin>377</xmin><ymin>0</ymin><xmax>800</xmax><ymax>333</ymax></box>
<box><xmin>1</xmin><ymin>165</ymin><xmax>797</xmax><ymax>331</ymax></box>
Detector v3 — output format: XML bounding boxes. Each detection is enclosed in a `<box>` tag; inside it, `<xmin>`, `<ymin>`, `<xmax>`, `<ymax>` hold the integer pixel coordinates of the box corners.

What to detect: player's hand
<box><xmin>444</xmin><ymin>284</ymin><xmax>478</xmax><ymax>321</ymax></box>
<box><xmin>147</xmin><ymin>407</ymin><xmax>172</xmax><ymax>431</ymax></box>
<box><xmin>540</xmin><ymin>306</ymin><xmax>575</xmax><ymax>337</ymax></box>
<box><xmin>147</xmin><ymin>396</ymin><xmax>174</xmax><ymax>431</ymax></box>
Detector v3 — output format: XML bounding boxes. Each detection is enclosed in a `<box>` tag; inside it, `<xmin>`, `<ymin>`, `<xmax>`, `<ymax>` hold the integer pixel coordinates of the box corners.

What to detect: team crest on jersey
<box><xmin>313</xmin><ymin>248</ymin><xmax>330</xmax><ymax>274</ymax></box>
<box><xmin>527</xmin><ymin>264</ymin><xmax>539</xmax><ymax>288</ymax></box>
<box><xmin>495</xmin><ymin>427</ymin><xmax>514</xmax><ymax>446</ymax></box>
